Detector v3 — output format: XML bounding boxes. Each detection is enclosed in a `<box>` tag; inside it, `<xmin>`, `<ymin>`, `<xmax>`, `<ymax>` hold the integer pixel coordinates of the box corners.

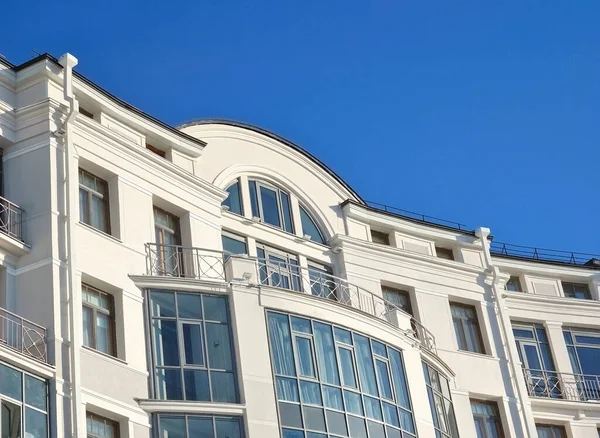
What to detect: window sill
<box><xmin>82</xmin><ymin>345</ymin><xmax>127</xmax><ymax>365</ymax></box>
<box><xmin>448</xmin><ymin>348</ymin><xmax>499</xmax><ymax>361</ymax></box>
<box><xmin>78</xmin><ymin>221</ymin><xmax>122</xmax><ymax>243</ymax></box>
<box><xmin>135</xmin><ymin>399</ymin><xmax>245</xmax><ymax>415</ymax></box>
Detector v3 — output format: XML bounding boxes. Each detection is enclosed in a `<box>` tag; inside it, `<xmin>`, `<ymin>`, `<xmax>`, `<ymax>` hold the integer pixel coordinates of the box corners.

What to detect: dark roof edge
<box><xmin>7</xmin><ymin>53</ymin><xmax>207</xmax><ymax>148</ymax></box>
<box><xmin>490</xmin><ymin>252</ymin><xmax>600</xmax><ymax>271</ymax></box>
<box><xmin>178</xmin><ymin>119</ymin><xmax>365</xmax><ymax>204</ymax></box>
<box><xmin>340</xmin><ymin>199</ymin><xmax>478</xmax><ymax>236</ymax></box>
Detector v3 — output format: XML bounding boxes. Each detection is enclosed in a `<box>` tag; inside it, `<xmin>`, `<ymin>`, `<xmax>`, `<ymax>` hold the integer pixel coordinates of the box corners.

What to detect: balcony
<box><xmin>523</xmin><ymin>368</ymin><xmax>600</xmax><ymax>402</ymax></box>
<box><xmin>145</xmin><ymin>243</ymin><xmax>225</xmax><ymax>281</ymax></box>
<box><xmin>0</xmin><ymin>195</ymin><xmax>24</xmax><ymax>242</ymax></box>
<box><xmin>0</xmin><ymin>306</ymin><xmax>47</xmax><ymax>363</ymax></box>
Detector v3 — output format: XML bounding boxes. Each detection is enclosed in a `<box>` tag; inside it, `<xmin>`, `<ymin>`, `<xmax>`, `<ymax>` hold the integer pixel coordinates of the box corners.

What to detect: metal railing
<box><xmin>491</xmin><ymin>241</ymin><xmax>600</xmax><ymax>268</ymax></box>
<box><xmin>257</xmin><ymin>258</ymin><xmax>437</xmax><ymax>354</ymax></box>
<box><xmin>0</xmin><ymin>196</ymin><xmax>24</xmax><ymax>242</ymax></box>
<box><xmin>522</xmin><ymin>368</ymin><xmax>600</xmax><ymax>402</ymax></box>
<box><xmin>0</xmin><ymin>306</ymin><xmax>47</xmax><ymax>363</ymax></box>
<box><xmin>145</xmin><ymin>243</ymin><xmax>225</xmax><ymax>281</ymax></box>
<box><xmin>365</xmin><ymin>201</ymin><xmax>468</xmax><ymax>231</ymax></box>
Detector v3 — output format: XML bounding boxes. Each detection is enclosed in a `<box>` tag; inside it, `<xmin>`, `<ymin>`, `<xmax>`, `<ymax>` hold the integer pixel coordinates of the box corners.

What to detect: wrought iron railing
<box><xmin>145</xmin><ymin>243</ymin><xmax>225</xmax><ymax>281</ymax></box>
<box><xmin>256</xmin><ymin>258</ymin><xmax>437</xmax><ymax>354</ymax></box>
<box><xmin>491</xmin><ymin>241</ymin><xmax>600</xmax><ymax>267</ymax></box>
<box><xmin>522</xmin><ymin>368</ymin><xmax>600</xmax><ymax>402</ymax></box>
<box><xmin>365</xmin><ymin>201</ymin><xmax>468</xmax><ymax>231</ymax></box>
<box><xmin>0</xmin><ymin>196</ymin><xmax>24</xmax><ymax>241</ymax></box>
<box><xmin>0</xmin><ymin>306</ymin><xmax>47</xmax><ymax>363</ymax></box>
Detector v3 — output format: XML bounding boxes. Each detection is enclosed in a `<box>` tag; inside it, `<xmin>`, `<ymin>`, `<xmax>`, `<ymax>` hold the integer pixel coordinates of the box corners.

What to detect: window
<box><xmin>256</xmin><ymin>244</ymin><xmax>301</xmax><ymax>292</ymax></box>
<box><xmin>79</xmin><ymin>169</ymin><xmax>110</xmax><ymax>234</ymax></box>
<box><xmin>505</xmin><ymin>276</ymin><xmax>522</xmax><ymax>292</ymax></box>
<box><xmin>562</xmin><ymin>282</ymin><xmax>591</xmax><ymax>300</ymax></box>
<box><xmin>436</xmin><ymin>247</ymin><xmax>454</xmax><ymax>260</ymax></box>
<box><xmin>87</xmin><ymin>412</ymin><xmax>119</xmax><ymax>438</ymax></box>
<box><xmin>307</xmin><ymin>262</ymin><xmax>336</xmax><ymax>300</ymax></box>
<box><xmin>149</xmin><ymin>290</ymin><xmax>238</xmax><ymax>403</ymax></box>
<box><xmin>157</xmin><ymin>415</ymin><xmax>243</xmax><ymax>438</ymax></box>
<box><xmin>382</xmin><ymin>286</ymin><xmax>412</xmax><ymax>315</ymax></box>
<box><xmin>248</xmin><ymin>180</ymin><xmax>294</xmax><ymax>233</ymax></box>
<box><xmin>222</xmin><ymin>180</ymin><xmax>243</xmax><ymax>216</ymax></box>
<box><xmin>82</xmin><ymin>284</ymin><xmax>116</xmax><ymax>357</ymax></box>
<box><xmin>450</xmin><ymin>303</ymin><xmax>485</xmax><ymax>354</ymax></box>
<box><xmin>0</xmin><ymin>362</ymin><xmax>48</xmax><ymax>438</ymax></box>
<box><xmin>299</xmin><ymin>205</ymin><xmax>326</xmax><ymax>244</ymax></box>
<box><xmin>153</xmin><ymin>207</ymin><xmax>182</xmax><ymax>276</ymax></box>
<box><xmin>146</xmin><ymin>143</ymin><xmax>166</xmax><ymax>158</ymax></box>
<box><xmin>536</xmin><ymin>424</ymin><xmax>567</xmax><ymax>438</ymax></box>
<box><xmin>423</xmin><ymin>361</ymin><xmax>459</xmax><ymax>438</ymax></box>
<box><xmin>564</xmin><ymin>327</ymin><xmax>600</xmax><ymax>400</ymax></box>
<box><xmin>470</xmin><ymin>400</ymin><xmax>503</xmax><ymax>438</ymax></box>
<box><xmin>371</xmin><ymin>230</ymin><xmax>390</xmax><ymax>246</ymax></box>
<box><xmin>221</xmin><ymin>232</ymin><xmax>247</xmax><ymax>259</ymax></box>
<box><xmin>79</xmin><ymin>107</ymin><xmax>94</xmax><ymax>119</ymax></box>
<box><xmin>267</xmin><ymin>312</ymin><xmax>416</xmax><ymax>438</ymax></box>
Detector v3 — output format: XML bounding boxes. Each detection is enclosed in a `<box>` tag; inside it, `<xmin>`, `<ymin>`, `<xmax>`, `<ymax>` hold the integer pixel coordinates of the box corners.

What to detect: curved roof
<box><xmin>178</xmin><ymin>119</ymin><xmax>365</xmax><ymax>204</ymax></box>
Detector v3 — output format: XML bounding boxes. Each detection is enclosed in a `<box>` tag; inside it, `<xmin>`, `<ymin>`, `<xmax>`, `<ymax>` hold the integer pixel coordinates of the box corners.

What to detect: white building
<box><xmin>0</xmin><ymin>52</ymin><xmax>598</xmax><ymax>438</ymax></box>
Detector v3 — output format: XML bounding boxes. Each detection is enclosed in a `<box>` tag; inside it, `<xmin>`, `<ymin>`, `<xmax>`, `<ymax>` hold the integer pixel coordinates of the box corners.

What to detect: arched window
<box><xmin>222</xmin><ymin>180</ymin><xmax>243</xmax><ymax>216</ymax></box>
<box><xmin>300</xmin><ymin>205</ymin><xmax>326</xmax><ymax>244</ymax></box>
<box><xmin>248</xmin><ymin>180</ymin><xmax>294</xmax><ymax>233</ymax></box>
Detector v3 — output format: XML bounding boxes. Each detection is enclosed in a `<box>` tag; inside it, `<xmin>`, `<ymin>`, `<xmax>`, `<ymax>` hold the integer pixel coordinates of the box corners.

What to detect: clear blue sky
<box><xmin>4</xmin><ymin>1</ymin><xmax>599</xmax><ymax>254</ymax></box>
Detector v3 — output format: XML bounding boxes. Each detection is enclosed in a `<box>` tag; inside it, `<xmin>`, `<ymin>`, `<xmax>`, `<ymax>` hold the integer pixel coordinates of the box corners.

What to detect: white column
<box><xmin>544</xmin><ymin>321</ymin><xmax>573</xmax><ymax>374</ymax></box>
<box><xmin>239</xmin><ymin>175</ymin><xmax>253</xmax><ymax>219</ymax></box>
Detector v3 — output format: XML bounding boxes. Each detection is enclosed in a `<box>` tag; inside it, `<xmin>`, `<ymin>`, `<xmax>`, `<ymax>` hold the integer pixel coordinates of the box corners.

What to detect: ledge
<box><xmin>0</xmin><ymin>231</ymin><xmax>30</xmax><ymax>257</ymax></box>
<box><xmin>0</xmin><ymin>346</ymin><xmax>55</xmax><ymax>378</ymax></box>
<box><xmin>128</xmin><ymin>275</ymin><xmax>229</xmax><ymax>293</ymax></box>
<box><xmin>503</xmin><ymin>291</ymin><xmax>600</xmax><ymax>319</ymax></box>
<box><xmin>136</xmin><ymin>399</ymin><xmax>246</xmax><ymax>416</ymax></box>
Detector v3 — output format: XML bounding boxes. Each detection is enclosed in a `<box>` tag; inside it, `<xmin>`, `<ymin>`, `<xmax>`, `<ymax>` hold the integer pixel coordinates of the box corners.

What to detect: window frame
<box><xmin>156</xmin><ymin>414</ymin><xmax>244</xmax><ymax>438</ymax></box>
<box><xmin>249</xmin><ymin>179</ymin><xmax>295</xmax><ymax>233</ymax></box>
<box><xmin>470</xmin><ymin>399</ymin><xmax>504</xmax><ymax>438</ymax></box>
<box><xmin>423</xmin><ymin>361</ymin><xmax>459</xmax><ymax>438</ymax></box>
<box><xmin>450</xmin><ymin>302</ymin><xmax>486</xmax><ymax>354</ymax></box>
<box><xmin>505</xmin><ymin>276</ymin><xmax>523</xmax><ymax>292</ymax></box>
<box><xmin>86</xmin><ymin>411</ymin><xmax>120</xmax><ymax>438</ymax></box>
<box><xmin>222</xmin><ymin>180</ymin><xmax>244</xmax><ymax>216</ymax></box>
<box><xmin>382</xmin><ymin>286</ymin><xmax>413</xmax><ymax>316</ymax></box>
<box><xmin>436</xmin><ymin>246</ymin><xmax>455</xmax><ymax>260</ymax></box>
<box><xmin>299</xmin><ymin>204</ymin><xmax>326</xmax><ymax>244</ymax></box>
<box><xmin>82</xmin><ymin>283</ymin><xmax>117</xmax><ymax>357</ymax></box>
<box><xmin>535</xmin><ymin>424</ymin><xmax>567</xmax><ymax>438</ymax></box>
<box><xmin>370</xmin><ymin>230</ymin><xmax>390</xmax><ymax>246</ymax></box>
<box><xmin>561</xmin><ymin>281</ymin><xmax>592</xmax><ymax>300</ymax></box>
<box><xmin>79</xmin><ymin>168</ymin><xmax>111</xmax><ymax>234</ymax></box>
<box><xmin>221</xmin><ymin>231</ymin><xmax>248</xmax><ymax>259</ymax></box>
<box><xmin>256</xmin><ymin>243</ymin><xmax>301</xmax><ymax>291</ymax></box>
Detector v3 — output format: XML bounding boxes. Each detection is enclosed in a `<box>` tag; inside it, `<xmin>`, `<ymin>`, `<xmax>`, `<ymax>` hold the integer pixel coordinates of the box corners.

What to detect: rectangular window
<box><xmin>153</xmin><ymin>207</ymin><xmax>182</xmax><ymax>276</ymax></box>
<box><xmin>146</xmin><ymin>143</ymin><xmax>166</xmax><ymax>158</ymax></box>
<box><xmin>505</xmin><ymin>276</ymin><xmax>522</xmax><ymax>292</ymax></box>
<box><xmin>562</xmin><ymin>282</ymin><xmax>591</xmax><ymax>300</ymax></box>
<box><xmin>436</xmin><ymin>247</ymin><xmax>454</xmax><ymax>260</ymax></box>
<box><xmin>535</xmin><ymin>424</ymin><xmax>567</xmax><ymax>438</ymax></box>
<box><xmin>158</xmin><ymin>414</ymin><xmax>243</xmax><ymax>438</ymax></box>
<box><xmin>382</xmin><ymin>286</ymin><xmax>412</xmax><ymax>315</ymax></box>
<box><xmin>423</xmin><ymin>361</ymin><xmax>459</xmax><ymax>438</ymax></box>
<box><xmin>563</xmin><ymin>327</ymin><xmax>600</xmax><ymax>401</ymax></box>
<box><xmin>87</xmin><ymin>412</ymin><xmax>119</xmax><ymax>438</ymax></box>
<box><xmin>256</xmin><ymin>244</ymin><xmax>301</xmax><ymax>292</ymax></box>
<box><xmin>267</xmin><ymin>312</ymin><xmax>416</xmax><ymax>438</ymax></box>
<box><xmin>470</xmin><ymin>399</ymin><xmax>504</xmax><ymax>438</ymax></box>
<box><xmin>149</xmin><ymin>291</ymin><xmax>238</xmax><ymax>403</ymax></box>
<box><xmin>248</xmin><ymin>180</ymin><xmax>294</xmax><ymax>233</ymax></box>
<box><xmin>307</xmin><ymin>262</ymin><xmax>335</xmax><ymax>300</ymax></box>
<box><xmin>79</xmin><ymin>168</ymin><xmax>111</xmax><ymax>234</ymax></box>
<box><xmin>223</xmin><ymin>180</ymin><xmax>243</xmax><ymax>216</ymax></box>
<box><xmin>370</xmin><ymin>230</ymin><xmax>390</xmax><ymax>246</ymax></box>
<box><xmin>79</xmin><ymin>107</ymin><xmax>94</xmax><ymax>119</ymax></box>
<box><xmin>82</xmin><ymin>284</ymin><xmax>116</xmax><ymax>357</ymax></box>
<box><xmin>221</xmin><ymin>232</ymin><xmax>247</xmax><ymax>260</ymax></box>
<box><xmin>450</xmin><ymin>302</ymin><xmax>485</xmax><ymax>354</ymax></box>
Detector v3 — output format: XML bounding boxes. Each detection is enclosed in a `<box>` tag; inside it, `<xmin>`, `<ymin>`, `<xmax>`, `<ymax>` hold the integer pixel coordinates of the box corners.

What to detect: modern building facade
<box><xmin>0</xmin><ymin>52</ymin><xmax>599</xmax><ymax>438</ymax></box>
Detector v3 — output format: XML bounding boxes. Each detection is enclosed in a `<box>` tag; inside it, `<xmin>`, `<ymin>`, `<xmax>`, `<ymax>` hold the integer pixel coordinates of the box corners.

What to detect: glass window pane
<box><xmin>153</xmin><ymin>320</ymin><xmax>179</xmax><ymax>366</ymax></box>
<box><xmin>151</xmin><ymin>291</ymin><xmax>176</xmax><ymax>317</ymax></box>
<box><xmin>304</xmin><ymin>406</ymin><xmax>326</xmax><ymax>432</ymax></box>
<box><xmin>283</xmin><ymin>429</ymin><xmax>305</xmax><ymax>438</ymax></box>
<box><xmin>348</xmin><ymin>415</ymin><xmax>368</xmax><ymax>438</ymax></box>
<box><xmin>371</xmin><ymin>341</ymin><xmax>387</xmax><ymax>358</ymax></box>
<box><xmin>322</xmin><ymin>385</ymin><xmax>343</xmax><ymax>410</ymax></box>
<box><xmin>249</xmin><ymin>180</ymin><xmax>259</xmax><ymax>218</ymax></box>
<box><xmin>156</xmin><ymin>369</ymin><xmax>183</xmax><ymax>400</ymax></box>
<box><xmin>267</xmin><ymin>312</ymin><xmax>296</xmax><ymax>376</ymax></box>
<box><xmin>82</xmin><ymin>306</ymin><xmax>94</xmax><ymax>348</ymax></box>
<box><xmin>277</xmin><ymin>377</ymin><xmax>300</xmax><ymax>402</ymax></box>
<box><xmin>334</xmin><ymin>327</ymin><xmax>353</xmax><ymax>345</ymax></box>
<box><xmin>295</xmin><ymin>337</ymin><xmax>316</xmax><ymax>378</ymax></box>
<box><xmin>364</xmin><ymin>396</ymin><xmax>382</xmax><ymax>421</ymax></box>
<box><xmin>25</xmin><ymin>407</ymin><xmax>48</xmax><ymax>438</ymax></box>
<box><xmin>280</xmin><ymin>191</ymin><xmax>294</xmax><ymax>233</ymax></box>
<box><xmin>307</xmin><ymin>433</ymin><xmax>327</xmax><ymax>438</ymax></box>
<box><xmin>326</xmin><ymin>410</ymin><xmax>348</xmax><ymax>436</ymax></box>
<box><xmin>210</xmin><ymin>371</ymin><xmax>237</xmax><ymax>403</ymax></box>
<box><xmin>339</xmin><ymin>348</ymin><xmax>358</xmax><ymax>388</ymax></box>
<box><xmin>91</xmin><ymin>195</ymin><xmax>109</xmax><ymax>233</ymax></box>
<box><xmin>260</xmin><ymin>186</ymin><xmax>281</xmax><ymax>227</ymax></box>
<box><xmin>187</xmin><ymin>417</ymin><xmax>214</xmax><ymax>438</ymax></box>
<box><xmin>344</xmin><ymin>390</ymin><xmax>363</xmax><ymax>415</ymax></box>
<box><xmin>385</xmin><ymin>426</ymin><xmax>402</xmax><ymax>438</ymax></box>
<box><xmin>375</xmin><ymin>360</ymin><xmax>393</xmax><ymax>400</ymax></box>
<box><xmin>382</xmin><ymin>402</ymin><xmax>399</xmax><ymax>427</ymax></box>
<box><xmin>0</xmin><ymin>363</ymin><xmax>22</xmax><ymax>400</ymax></box>
<box><xmin>178</xmin><ymin>293</ymin><xmax>203</xmax><ymax>319</ymax></box>
<box><xmin>354</xmin><ymin>334</ymin><xmax>378</xmax><ymax>396</ymax></box>
<box><xmin>79</xmin><ymin>187</ymin><xmax>89</xmax><ymax>224</ymax></box>
<box><xmin>159</xmin><ymin>416</ymin><xmax>186</xmax><ymax>438</ymax></box>
<box><xmin>206</xmin><ymin>323</ymin><xmax>233</xmax><ymax>370</ymax></box>
<box><xmin>300</xmin><ymin>380</ymin><xmax>322</xmax><ymax>405</ymax></box>
<box><xmin>222</xmin><ymin>235</ymin><xmax>247</xmax><ymax>257</ymax></box>
<box><xmin>291</xmin><ymin>317</ymin><xmax>312</xmax><ymax>334</ymax></box>
<box><xmin>223</xmin><ymin>182</ymin><xmax>243</xmax><ymax>215</ymax></box>
<box><xmin>216</xmin><ymin>417</ymin><xmax>243</xmax><ymax>438</ymax></box>
<box><xmin>203</xmin><ymin>296</ymin><xmax>228</xmax><ymax>322</ymax></box>
<box><xmin>96</xmin><ymin>312</ymin><xmax>113</xmax><ymax>355</ymax></box>
<box><xmin>280</xmin><ymin>402</ymin><xmax>303</xmax><ymax>428</ymax></box>
<box><xmin>300</xmin><ymin>206</ymin><xmax>325</xmax><ymax>244</ymax></box>
<box><xmin>367</xmin><ymin>421</ymin><xmax>386</xmax><ymax>438</ymax></box>
<box><xmin>25</xmin><ymin>375</ymin><xmax>47</xmax><ymax>411</ymax></box>
<box><xmin>183</xmin><ymin>369</ymin><xmax>210</xmax><ymax>401</ymax></box>
<box><xmin>389</xmin><ymin>349</ymin><xmax>410</xmax><ymax>409</ymax></box>
<box><xmin>183</xmin><ymin>323</ymin><xmax>204</xmax><ymax>365</ymax></box>
<box><xmin>400</xmin><ymin>409</ymin><xmax>415</xmax><ymax>433</ymax></box>
<box><xmin>314</xmin><ymin>322</ymin><xmax>340</xmax><ymax>385</ymax></box>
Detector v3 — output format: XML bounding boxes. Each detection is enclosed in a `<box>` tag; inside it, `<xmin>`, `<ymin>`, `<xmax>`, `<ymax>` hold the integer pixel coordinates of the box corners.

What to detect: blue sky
<box><xmin>4</xmin><ymin>1</ymin><xmax>599</xmax><ymax>254</ymax></box>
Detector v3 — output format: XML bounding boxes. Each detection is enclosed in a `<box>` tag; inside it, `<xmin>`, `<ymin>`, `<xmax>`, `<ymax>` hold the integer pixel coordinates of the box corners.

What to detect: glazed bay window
<box><xmin>0</xmin><ymin>362</ymin><xmax>48</xmax><ymax>438</ymax></box>
<box><xmin>157</xmin><ymin>414</ymin><xmax>243</xmax><ymax>438</ymax></box>
<box><xmin>82</xmin><ymin>284</ymin><xmax>116</xmax><ymax>357</ymax></box>
<box><xmin>267</xmin><ymin>312</ymin><xmax>416</xmax><ymax>438</ymax></box>
<box><xmin>470</xmin><ymin>400</ymin><xmax>504</xmax><ymax>438</ymax></box>
<box><xmin>149</xmin><ymin>290</ymin><xmax>238</xmax><ymax>403</ymax></box>
<box><xmin>79</xmin><ymin>168</ymin><xmax>110</xmax><ymax>234</ymax></box>
<box><xmin>249</xmin><ymin>179</ymin><xmax>294</xmax><ymax>233</ymax></box>
<box><xmin>87</xmin><ymin>412</ymin><xmax>119</xmax><ymax>438</ymax></box>
<box><xmin>423</xmin><ymin>361</ymin><xmax>459</xmax><ymax>438</ymax></box>
<box><xmin>450</xmin><ymin>302</ymin><xmax>485</xmax><ymax>354</ymax></box>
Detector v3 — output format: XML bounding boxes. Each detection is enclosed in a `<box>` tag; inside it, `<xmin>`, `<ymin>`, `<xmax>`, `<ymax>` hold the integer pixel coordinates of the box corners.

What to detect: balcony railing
<box><xmin>522</xmin><ymin>368</ymin><xmax>600</xmax><ymax>402</ymax></box>
<box><xmin>365</xmin><ymin>200</ymin><xmax>468</xmax><ymax>231</ymax></box>
<box><xmin>0</xmin><ymin>307</ymin><xmax>47</xmax><ymax>363</ymax></box>
<box><xmin>0</xmin><ymin>196</ymin><xmax>24</xmax><ymax>242</ymax></box>
<box><xmin>491</xmin><ymin>241</ymin><xmax>600</xmax><ymax>268</ymax></box>
<box><xmin>145</xmin><ymin>243</ymin><xmax>226</xmax><ymax>281</ymax></box>
<box><xmin>257</xmin><ymin>258</ymin><xmax>437</xmax><ymax>354</ymax></box>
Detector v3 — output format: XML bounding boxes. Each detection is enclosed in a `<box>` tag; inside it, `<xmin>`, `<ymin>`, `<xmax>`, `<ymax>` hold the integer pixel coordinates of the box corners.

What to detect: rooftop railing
<box><xmin>490</xmin><ymin>241</ymin><xmax>600</xmax><ymax>268</ymax></box>
<box><xmin>257</xmin><ymin>257</ymin><xmax>437</xmax><ymax>354</ymax></box>
<box><xmin>522</xmin><ymin>368</ymin><xmax>600</xmax><ymax>402</ymax></box>
<box><xmin>0</xmin><ymin>306</ymin><xmax>47</xmax><ymax>363</ymax></box>
<box><xmin>145</xmin><ymin>243</ymin><xmax>225</xmax><ymax>281</ymax></box>
<box><xmin>0</xmin><ymin>196</ymin><xmax>24</xmax><ymax>242</ymax></box>
<box><xmin>365</xmin><ymin>200</ymin><xmax>468</xmax><ymax>231</ymax></box>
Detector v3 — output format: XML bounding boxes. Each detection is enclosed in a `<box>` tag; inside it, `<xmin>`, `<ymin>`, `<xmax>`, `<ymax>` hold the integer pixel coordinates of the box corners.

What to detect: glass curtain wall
<box><xmin>422</xmin><ymin>362</ymin><xmax>459</xmax><ymax>438</ymax></box>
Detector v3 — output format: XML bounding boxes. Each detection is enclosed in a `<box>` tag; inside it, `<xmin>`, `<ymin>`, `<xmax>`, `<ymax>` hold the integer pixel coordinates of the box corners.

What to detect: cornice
<box><xmin>504</xmin><ymin>291</ymin><xmax>600</xmax><ymax>319</ymax></box>
<box><xmin>492</xmin><ymin>256</ymin><xmax>599</xmax><ymax>279</ymax></box>
<box><xmin>128</xmin><ymin>275</ymin><xmax>229</xmax><ymax>294</ymax></box>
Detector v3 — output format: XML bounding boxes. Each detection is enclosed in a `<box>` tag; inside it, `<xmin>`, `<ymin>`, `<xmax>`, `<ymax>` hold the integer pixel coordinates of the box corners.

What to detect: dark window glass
<box><xmin>260</xmin><ymin>186</ymin><xmax>281</xmax><ymax>227</ymax></box>
<box><xmin>536</xmin><ymin>424</ymin><xmax>567</xmax><ymax>438</ymax></box>
<box><xmin>423</xmin><ymin>361</ymin><xmax>459</xmax><ymax>438</ymax></box>
<box><xmin>382</xmin><ymin>287</ymin><xmax>412</xmax><ymax>315</ymax></box>
<box><xmin>505</xmin><ymin>276</ymin><xmax>522</xmax><ymax>292</ymax></box>
<box><xmin>153</xmin><ymin>207</ymin><xmax>182</xmax><ymax>276</ymax></box>
<box><xmin>470</xmin><ymin>399</ymin><xmax>504</xmax><ymax>438</ymax></box>
<box><xmin>299</xmin><ymin>206</ymin><xmax>325</xmax><ymax>244</ymax></box>
<box><xmin>562</xmin><ymin>282</ymin><xmax>591</xmax><ymax>300</ymax></box>
<box><xmin>280</xmin><ymin>192</ymin><xmax>294</xmax><ymax>233</ymax></box>
<box><xmin>249</xmin><ymin>180</ymin><xmax>295</xmax><ymax>233</ymax></box>
<box><xmin>158</xmin><ymin>415</ymin><xmax>243</xmax><ymax>438</ymax></box>
<box><xmin>82</xmin><ymin>284</ymin><xmax>116</xmax><ymax>357</ymax></box>
<box><xmin>79</xmin><ymin>168</ymin><xmax>111</xmax><ymax>234</ymax></box>
<box><xmin>450</xmin><ymin>302</ymin><xmax>485</xmax><ymax>354</ymax></box>
<box><xmin>563</xmin><ymin>327</ymin><xmax>600</xmax><ymax>398</ymax></box>
<box><xmin>87</xmin><ymin>412</ymin><xmax>119</xmax><ymax>438</ymax></box>
<box><xmin>222</xmin><ymin>233</ymin><xmax>247</xmax><ymax>258</ymax></box>
<box><xmin>436</xmin><ymin>247</ymin><xmax>454</xmax><ymax>260</ymax></box>
<box><xmin>370</xmin><ymin>230</ymin><xmax>390</xmax><ymax>245</ymax></box>
<box><xmin>222</xmin><ymin>181</ymin><xmax>243</xmax><ymax>215</ymax></box>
